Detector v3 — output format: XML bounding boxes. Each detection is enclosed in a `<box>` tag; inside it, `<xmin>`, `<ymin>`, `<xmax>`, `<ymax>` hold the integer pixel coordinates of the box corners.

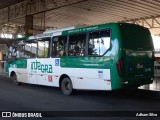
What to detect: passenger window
<box><xmin>24</xmin><ymin>40</ymin><xmax>37</xmax><ymax>58</ymax></box>
<box><xmin>38</xmin><ymin>38</ymin><xmax>50</xmax><ymax>58</ymax></box>
<box><xmin>68</xmin><ymin>33</ymin><xmax>86</xmax><ymax>56</ymax></box>
<box><xmin>88</xmin><ymin>30</ymin><xmax>110</xmax><ymax>56</ymax></box>
<box><xmin>30</xmin><ymin>42</ymin><xmax>38</xmax><ymax>58</ymax></box>
<box><xmin>52</xmin><ymin>36</ymin><xmax>67</xmax><ymax>57</ymax></box>
<box><xmin>16</xmin><ymin>44</ymin><xmax>25</xmax><ymax>58</ymax></box>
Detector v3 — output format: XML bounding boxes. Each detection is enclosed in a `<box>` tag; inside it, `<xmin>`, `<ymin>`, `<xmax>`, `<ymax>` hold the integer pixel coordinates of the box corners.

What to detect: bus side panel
<box><xmin>5</xmin><ymin>62</ymin><xmax>10</xmax><ymax>77</ymax></box>
<box><xmin>70</xmin><ymin>68</ymin><xmax>111</xmax><ymax>90</ymax></box>
<box><xmin>27</xmin><ymin>58</ymin><xmax>54</xmax><ymax>86</ymax></box>
<box><xmin>9</xmin><ymin>68</ymin><xmax>28</xmax><ymax>83</ymax></box>
<box><xmin>7</xmin><ymin>58</ymin><xmax>28</xmax><ymax>83</ymax></box>
<box><xmin>109</xmin><ymin>24</ymin><xmax>124</xmax><ymax>90</ymax></box>
<box><xmin>60</xmin><ymin>57</ymin><xmax>112</xmax><ymax>90</ymax></box>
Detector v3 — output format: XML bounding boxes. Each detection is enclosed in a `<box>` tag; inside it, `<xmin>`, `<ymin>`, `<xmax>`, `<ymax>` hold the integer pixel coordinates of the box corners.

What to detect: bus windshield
<box><xmin>119</xmin><ymin>24</ymin><xmax>154</xmax><ymax>50</ymax></box>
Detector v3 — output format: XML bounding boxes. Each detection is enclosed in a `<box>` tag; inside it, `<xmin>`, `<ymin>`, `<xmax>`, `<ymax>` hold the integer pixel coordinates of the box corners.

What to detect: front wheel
<box><xmin>61</xmin><ymin>78</ymin><xmax>74</xmax><ymax>95</ymax></box>
<box><xmin>11</xmin><ymin>73</ymin><xmax>20</xmax><ymax>86</ymax></box>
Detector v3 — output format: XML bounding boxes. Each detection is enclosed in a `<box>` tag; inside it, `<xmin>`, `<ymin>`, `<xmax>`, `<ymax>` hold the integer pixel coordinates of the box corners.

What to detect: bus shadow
<box><xmin>1</xmin><ymin>76</ymin><xmax>160</xmax><ymax>100</ymax></box>
<box><xmin>75</xmin><ymin>89</ymin><xmax>160</xmax><ymax>100</ymax></box>
<box><xmin>19</xmin><ymin>83</ymin><xmax>160</xmax><ymax>100</ymax></box>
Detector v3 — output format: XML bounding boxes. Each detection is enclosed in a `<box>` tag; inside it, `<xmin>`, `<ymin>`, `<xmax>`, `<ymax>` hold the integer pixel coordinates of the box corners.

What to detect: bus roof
<box><xmin>43</xmin><ymin>25</ymin><xmax>87</xmax><ymax>37</ymax></box>
<box><xmin>62</xmin><ymin>23</ymin><xmax>111</xmax><ymax>35</ymax></box>
<box><xmin>22</xmin><ymin>23</ymin><xmax>146</xmax><ymax>40</ymax></box>
<box><xmin>40</xmin><ymin>23</ymin><xmax>111</xmax><ymax>37</ymax></box>
<box><xmin>16</xmin><ymin>36</ymin><xmax>29</xmax><ymax>41</ymax></box>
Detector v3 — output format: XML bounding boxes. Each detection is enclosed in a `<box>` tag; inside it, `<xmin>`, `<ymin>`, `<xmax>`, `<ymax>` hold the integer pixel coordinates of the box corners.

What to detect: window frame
<box><xmin>87</xmin><ymin>29</ymin><xmax>111</xmax><ymax>57</ymax></box>
<box><xmin>50</xmin><ymin>28</ymin><xmax>111</xmax><ymax>58</ymax></box>
<box><xmin>51</xmin><ymin>35</ymin><xmax>68</xmax><ymax>58</ymax></box>
<box><xmin>24</xmin><ymin>39</ymin><xmax>38</xmax><ymax>58</ymax></box>
<box><xmin>68</xmin><ymin>33</ymin><xmax>87</xmax><ymax>57</ymax></box>
<box><xmin>37</xmin><ymin>37</ymin><xmax>51</xmax><ymax>58</ymax></box>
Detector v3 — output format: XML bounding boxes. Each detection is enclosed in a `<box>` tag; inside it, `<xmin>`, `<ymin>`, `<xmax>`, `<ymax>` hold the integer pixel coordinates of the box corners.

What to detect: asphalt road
<box><xmin>0</xmin><ymin>75</ymin><xmax>159</xmax><ymax>120</ymax></box>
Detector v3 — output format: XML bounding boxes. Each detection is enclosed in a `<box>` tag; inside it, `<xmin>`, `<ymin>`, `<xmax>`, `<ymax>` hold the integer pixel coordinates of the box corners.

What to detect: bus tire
<box><xmin>61</xmin><ymin>77</ymin><xmax>74</xmax><ymax>95</ymax></box>
<box><xmin>12</xmin><ymin>73</ymin><xmax>20</xmax><ymax>86</ymax></box>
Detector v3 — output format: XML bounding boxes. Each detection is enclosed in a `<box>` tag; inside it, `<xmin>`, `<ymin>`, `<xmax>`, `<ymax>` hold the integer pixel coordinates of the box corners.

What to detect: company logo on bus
<box><xmin>31</xmin><ymin>60</ymin><xmax>52</xmax><ymax>73</ymax></box>
<box><xmin>137</xmin><ymin>64</ymin><xmax>143</xmax><ymax>69</ymax></box>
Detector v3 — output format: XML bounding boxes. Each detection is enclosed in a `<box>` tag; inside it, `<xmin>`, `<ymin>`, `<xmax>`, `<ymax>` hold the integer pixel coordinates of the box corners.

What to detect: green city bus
<box><xmin>6</xmin><ymin>23</ymin><xmax>154</xmax><ymax>95</ymax></box>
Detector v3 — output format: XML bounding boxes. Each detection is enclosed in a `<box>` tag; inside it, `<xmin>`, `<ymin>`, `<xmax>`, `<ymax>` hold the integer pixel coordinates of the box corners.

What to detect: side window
<box><xmin>24</xmin><ymin>40</ymin><xmax>37</xmax><ymax>58</ymax></box>
<box><xmin>88</xmin><ymin>30</ymin><xmax>110</xmax><ymax>56</ymax></box>
<box><xmin>24</xmin><ymin>43</ymin><xmax>31</xmax><ymax>58</ymax></box>
<box><xmin>30</xmin><ymin>42</ymin><xmax>38</xmax><ymax>58</ymax></box>
<box><xmin>52</xmin><ymin>36</ymin><xmax>67</xmax><ymax>57</ymax></box>
<box><xmin>16</xmin><ymin>44</ymin><xmax>25</xmax><ymax>58</ymax></box>
<box><xmin>68</xmin><ymin>33</ymin><xmax>86</xmax><ymax>56</ymax></box>
<box><xmin>38</xmin><ymin>38</ymin><xmax>50</xmax><ymax>58</ymax></box>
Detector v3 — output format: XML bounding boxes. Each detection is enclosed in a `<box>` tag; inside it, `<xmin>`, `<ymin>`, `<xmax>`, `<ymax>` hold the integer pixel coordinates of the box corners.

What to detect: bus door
<box><xmin>36</xmin><ymin>58</ymin><xmax>47</xmax><ymax>85</ymax></box>
<box><xmin>44</xmin><ymin>58</ymin><xmax>54</xmax><ymax>86</ymax></box>
<box><xmin>29</xmin><ymin>59</ymin><xmax>38</xmax><ymax>84</ymax></box>
<box><xmin>37</xmin><ymin>38</ymin><xmax>53</xmax><ymax>86</ymax></box>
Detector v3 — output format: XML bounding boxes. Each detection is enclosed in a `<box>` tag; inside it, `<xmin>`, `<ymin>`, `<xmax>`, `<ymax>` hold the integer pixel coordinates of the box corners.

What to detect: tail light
<box><xmin>116</xmin><ymin>59</ymin><xmax>124</xmax><ymax>77</ymax></box>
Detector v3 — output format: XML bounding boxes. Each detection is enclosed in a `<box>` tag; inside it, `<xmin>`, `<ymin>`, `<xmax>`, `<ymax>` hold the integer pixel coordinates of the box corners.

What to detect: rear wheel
<box><xmin>61</xmin><ymin>77</ymin><xmax>74</xmax><ymax>95</ymax></box>
<box><xmin>11</xmin><ymin>73</ymin><xmax>20</xmax><ymax>86</ymax></box>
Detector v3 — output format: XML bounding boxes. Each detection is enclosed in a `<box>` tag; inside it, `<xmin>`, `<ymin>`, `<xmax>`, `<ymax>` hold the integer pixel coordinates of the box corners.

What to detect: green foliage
<box><xmin>41</xmin><ymin>48</ymin><xmax>48</xmax><ymax>57</ymax></box>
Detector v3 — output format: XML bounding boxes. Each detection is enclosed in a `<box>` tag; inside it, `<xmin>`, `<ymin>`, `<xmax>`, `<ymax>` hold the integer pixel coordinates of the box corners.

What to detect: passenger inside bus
<box><xmin>68</xmin><ymin>34</ymin><xmax>86</xmax><ymax>56</ymax></box>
